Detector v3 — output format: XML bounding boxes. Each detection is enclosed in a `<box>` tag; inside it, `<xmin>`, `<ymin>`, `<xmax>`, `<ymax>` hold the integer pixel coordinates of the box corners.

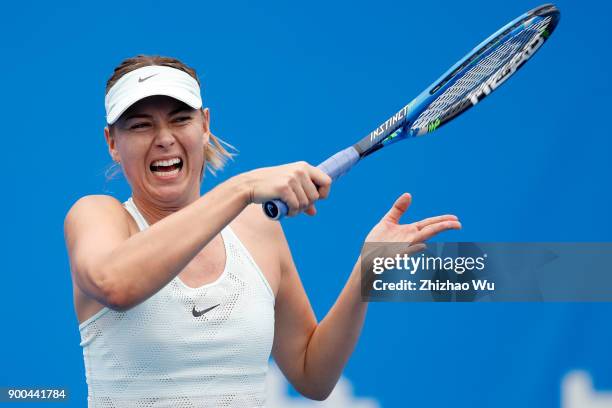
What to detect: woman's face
<box><xmin>104</xmin><ymin>95</ymin><xmax>209</xmax><ymax>206</ymax></box>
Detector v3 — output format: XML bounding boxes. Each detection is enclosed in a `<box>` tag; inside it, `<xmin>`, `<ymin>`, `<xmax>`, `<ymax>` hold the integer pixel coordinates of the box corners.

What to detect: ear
<box><xmin>201</xmin><ymin>108</ymin><xmax>211</xmax><ymax>144</ymax></box>
<box><xmin>104</xmin><ymin>126</ymin><xmax>121</xmax><ymax>163</ymax></box>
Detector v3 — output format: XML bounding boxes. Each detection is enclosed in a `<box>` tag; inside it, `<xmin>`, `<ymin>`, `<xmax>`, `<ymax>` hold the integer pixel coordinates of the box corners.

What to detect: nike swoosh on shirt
<box><xmin>192</xmin><ymin>303</ymin><xmax>220</xmax><ymax>318</ymax></box>
<box><xmin>138</xmin><ymin>73</ymin><xmax>158</xmax><ymax>82</ymax></box>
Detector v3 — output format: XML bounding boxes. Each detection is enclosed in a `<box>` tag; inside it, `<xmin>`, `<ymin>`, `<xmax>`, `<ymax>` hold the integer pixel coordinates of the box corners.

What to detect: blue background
<box><xmin>1</xmin><ymin>1</ymin><xmax>611</xmax><ymax>407</ymax></box>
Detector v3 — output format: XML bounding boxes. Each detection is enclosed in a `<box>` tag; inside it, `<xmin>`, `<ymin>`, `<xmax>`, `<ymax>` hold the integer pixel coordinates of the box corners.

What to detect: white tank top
<box><xmin>78</xmin><ymin>197</ymin><xmax>275</xmax><ymax>408</ymax></box>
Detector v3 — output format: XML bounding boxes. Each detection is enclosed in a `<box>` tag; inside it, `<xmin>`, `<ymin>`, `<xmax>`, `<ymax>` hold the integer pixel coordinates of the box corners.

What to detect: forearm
<box><xmin>102</xmin><ymin>175</ymin><xmax>250</xmax><ymax>309</ymax></box>
<box><xmin>301</xmin><ymin>260</ymin><xmax>367</xmax><ymax>398</ymax></box>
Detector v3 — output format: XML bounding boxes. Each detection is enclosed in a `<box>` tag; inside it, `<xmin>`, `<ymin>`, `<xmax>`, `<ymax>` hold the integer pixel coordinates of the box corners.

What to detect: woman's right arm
<box><xmin>63</xmin><ymin>162</ymin><xmax>331</xmax><ymax>311</ymax></box>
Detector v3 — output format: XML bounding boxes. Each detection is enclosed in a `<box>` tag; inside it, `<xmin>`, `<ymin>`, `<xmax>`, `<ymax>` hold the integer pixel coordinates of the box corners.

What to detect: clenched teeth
<box><xmin>152</xmin><ymin>168</ymin><xmax>180</xmax><ymax>176</ymax></box>
<box><xmin>151</xmin><ymin>157</ymin><xmax>182</xmax><ymax>167</ymax></box>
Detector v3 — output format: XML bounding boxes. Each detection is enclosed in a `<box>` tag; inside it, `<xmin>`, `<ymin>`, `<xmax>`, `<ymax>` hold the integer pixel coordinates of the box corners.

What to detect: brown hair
<box><xmin>105</xmin><ymin>55</ymin><xmax>234</xmax><ymax>180</ymax></box>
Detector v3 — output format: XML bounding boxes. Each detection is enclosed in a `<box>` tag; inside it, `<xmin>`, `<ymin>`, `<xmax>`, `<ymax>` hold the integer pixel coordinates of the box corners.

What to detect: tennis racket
<box><xmin>263</xmin><ymin>4</ymin><xmax>560</xmax><ymax>220</ymax></box>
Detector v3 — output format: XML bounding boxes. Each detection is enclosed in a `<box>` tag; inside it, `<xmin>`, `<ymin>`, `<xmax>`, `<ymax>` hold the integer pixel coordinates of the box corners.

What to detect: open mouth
<box><xmin>149</xmin><ymin>157</ymin><xmax>184</xmax><ymax>177</ymax></box>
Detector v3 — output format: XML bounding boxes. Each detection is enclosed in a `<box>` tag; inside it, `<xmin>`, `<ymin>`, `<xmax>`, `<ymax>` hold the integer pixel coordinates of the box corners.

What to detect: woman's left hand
<box><xmin>365</xmin><ymin>193</ymin><xmax>461</xmax><ymax>244</ymax></box>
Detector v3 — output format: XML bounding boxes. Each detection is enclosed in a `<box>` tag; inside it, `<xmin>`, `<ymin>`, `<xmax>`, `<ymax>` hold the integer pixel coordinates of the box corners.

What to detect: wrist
<box><xmin>227</xmin><ymin>172</ymin><xmax>255</xmax><ymax>206</ymax></box>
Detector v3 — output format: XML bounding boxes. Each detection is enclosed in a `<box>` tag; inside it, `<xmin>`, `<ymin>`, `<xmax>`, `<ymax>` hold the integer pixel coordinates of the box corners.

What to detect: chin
<box><xmin>150</xmin><ymin>181</ymin><xmax>200</xmax><ymax>205</ymax></box>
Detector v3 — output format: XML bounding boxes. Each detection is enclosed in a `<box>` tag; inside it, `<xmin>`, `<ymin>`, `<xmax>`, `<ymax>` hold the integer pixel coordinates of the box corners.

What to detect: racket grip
<box><xmin>262</xmin><ymin>147</ymin><xmax>360</xmax><ymax>220</ymax></box>
<box><xmin>318</xmin><ymin>146</ymin><xmax>360</xmax><ymax>181</ymax></box>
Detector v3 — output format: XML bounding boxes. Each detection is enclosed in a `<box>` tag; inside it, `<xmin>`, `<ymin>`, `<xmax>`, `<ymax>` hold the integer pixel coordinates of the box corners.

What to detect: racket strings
<box><xmin>411</xmin><ymin>17</ymin><xmax>551</xmax><ymax>131</ymax></box>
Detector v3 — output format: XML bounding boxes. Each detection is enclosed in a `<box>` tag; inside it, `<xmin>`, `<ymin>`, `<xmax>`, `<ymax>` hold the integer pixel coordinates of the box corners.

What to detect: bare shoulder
<box><xmin>64</xmin><ymin>195</ymin><xmax>132</xmax><ymax>239</ymax></box>
<box><xmin>64</xmin><ymin>195</ymin><xmax>136</xmax><ymax>319</ymax></box>
<box><xmin>65</xmin><ymin>194</ymin><xmax>125</xmax><ymax>218</ymax></box>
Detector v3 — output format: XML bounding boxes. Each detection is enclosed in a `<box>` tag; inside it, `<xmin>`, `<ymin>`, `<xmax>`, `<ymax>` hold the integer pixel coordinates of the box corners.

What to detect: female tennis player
<box><xmin>64</xmin><ymin>55</ymin><xmax>461</xmax><ymax>407</ymax></box>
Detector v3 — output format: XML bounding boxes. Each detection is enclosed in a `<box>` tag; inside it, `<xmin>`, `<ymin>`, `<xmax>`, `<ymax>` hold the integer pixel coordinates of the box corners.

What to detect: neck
<box><xmin>131</xmin><ymin>189</ymin><xmax>201</xmax><ymax>225</ymax></box>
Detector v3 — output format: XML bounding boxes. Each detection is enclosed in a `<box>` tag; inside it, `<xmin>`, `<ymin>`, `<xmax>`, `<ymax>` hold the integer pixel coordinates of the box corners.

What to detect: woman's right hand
<box><xmin>240</xmin><ymin>161</ymin><xmax>332</xmax><ymax>217</ymax></box>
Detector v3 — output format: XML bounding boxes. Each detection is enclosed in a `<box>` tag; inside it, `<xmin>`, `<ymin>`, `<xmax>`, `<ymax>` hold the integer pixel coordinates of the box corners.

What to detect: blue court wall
<box><xmin>0</xmin><ymin>1</ymin><xmax>610</xmax><ymax>407</ymax></box>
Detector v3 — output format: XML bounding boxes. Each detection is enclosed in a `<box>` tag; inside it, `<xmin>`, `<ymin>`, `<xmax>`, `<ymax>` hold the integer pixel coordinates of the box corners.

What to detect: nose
<box><xmin>154</xmin><ymin>125</ymin><xmax>176</xmax><ymax>149</ymax></box>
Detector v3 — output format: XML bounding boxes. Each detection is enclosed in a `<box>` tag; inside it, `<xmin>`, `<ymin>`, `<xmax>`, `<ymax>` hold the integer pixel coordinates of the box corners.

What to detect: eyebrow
<box><xmin>122</xmin><ymin>106</ymin><xmax>195</xmax><ymax>121</ymax></box>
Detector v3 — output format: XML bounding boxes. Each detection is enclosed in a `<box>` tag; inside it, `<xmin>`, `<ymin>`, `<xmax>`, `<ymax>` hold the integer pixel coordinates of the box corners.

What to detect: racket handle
<box><xmin>262</xmin><ymin>147</ymin><xmax>360</xmax><ymax>220</ymax></box>
<box><xmin>318</xmin><ymin>146</ymin><xmax>360</xmax><ymax>180</ymax></box>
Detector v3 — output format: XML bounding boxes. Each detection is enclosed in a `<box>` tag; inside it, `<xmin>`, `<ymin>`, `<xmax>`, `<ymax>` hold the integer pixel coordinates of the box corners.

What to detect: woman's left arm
<box><xmin>271</xmin><ymin>193</ymin><xmax>461</xmax><ymax>400</ymax></box>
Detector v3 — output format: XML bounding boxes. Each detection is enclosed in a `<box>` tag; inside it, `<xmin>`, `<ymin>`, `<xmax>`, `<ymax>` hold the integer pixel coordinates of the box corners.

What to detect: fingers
<box><xmin>414</xmin><ymin>215</ymin><xmax>458</xmax><ymax>230</ymax></box>
<box><xmin>289</xmin><ymin>162</ymin><xmax>331</xmax><ymax>216</ymax></box>
<box><xmin>247</xmin><ymin>161</ymin><xmax>330</xmax><ymax>217</ymax></box>
<box><xmin>415</xmin><ymin>220</ymin><xmax>462</xmax><ymax>242</ymax></box>
<box><xmin>383</xmin><ymin>193</ymin><xmax>412</xmax><ymax>224</ymax></box>
<box><xmin>284</xmin><ymin>162</ymin><xmax>330</xmax><ymax>217</ymax></box>
<box><xmin>309</xmin><ymin>167</ymin><xmax>332</xmax><ymax>200</ymax></box>
<box><xmin>298</xmin><ymin>169</ymin><xmax>321</xmax><ymax>203</ymax></box>
<box><xmin>279</xmin><ymin>186</ymin><xmax>300</xmax><ymax>217</ymax></box>
<box><xmin>305</xmin><ymin>204</ymin><xmax>317</xmax><ymax>216</ymax></box>
<box><xmin>287</xmin><ymin>178</ymin><xmax>309</xmax><ymax>217</ymax></box>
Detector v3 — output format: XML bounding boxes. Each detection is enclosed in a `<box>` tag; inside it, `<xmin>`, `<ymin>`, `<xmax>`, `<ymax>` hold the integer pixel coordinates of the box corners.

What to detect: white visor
<box><xmin>105</xmin><ymin>65</ymin><xmax>203</xmax><ymax>125</ymax></box>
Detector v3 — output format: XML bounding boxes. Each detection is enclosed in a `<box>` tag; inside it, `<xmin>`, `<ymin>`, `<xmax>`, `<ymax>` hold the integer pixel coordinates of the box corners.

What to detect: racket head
<box><xmin>356</xmin><ymin>4</ymin><xmax>560</xmax><ymax>157</ymax></box>
<box><xmin>409</xmin><ymin>3</ymin><xmax>560</xmax><ymax>136</ymax></box>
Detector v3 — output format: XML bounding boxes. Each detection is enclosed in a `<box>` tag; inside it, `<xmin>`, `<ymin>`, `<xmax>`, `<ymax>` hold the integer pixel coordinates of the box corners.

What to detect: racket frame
<box><xmin>263</xmin><ymin>4</ymin><xmax>560</xmax><ymax>220</ymax></box>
